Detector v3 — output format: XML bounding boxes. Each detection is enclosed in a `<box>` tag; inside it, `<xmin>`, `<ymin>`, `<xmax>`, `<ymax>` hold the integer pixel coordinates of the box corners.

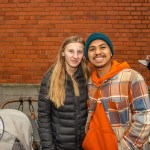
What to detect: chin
<box><xmin>73</xmin><ymin>66</ymin><xmax>79</xmax><ymax>68</ymax></box>
<box><xmin>70</xmin><ymin>63</ymin><xmax>80</xmax><ymax>68</ymax></box>
<box><xmin>70</xmin><ymin>65</ymin><xmax>79</xmax><ymax>68</ymax></box>
<box><xmin>94</xmin><ymin>64</ymin><xmax>105</xmax><ymax>68</ymax></box>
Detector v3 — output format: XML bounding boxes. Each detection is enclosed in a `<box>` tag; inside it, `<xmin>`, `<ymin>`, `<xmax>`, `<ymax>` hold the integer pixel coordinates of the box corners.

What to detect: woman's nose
<box><xmin>73</xmin><ymin>52</ymin><xmax>78</xmax><ymax>58</ymax></box>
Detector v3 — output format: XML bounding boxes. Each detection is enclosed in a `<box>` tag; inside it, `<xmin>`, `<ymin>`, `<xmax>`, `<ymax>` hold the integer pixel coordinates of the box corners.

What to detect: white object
<box><xmin>0</xmin><ymin>109</ymin><xmax>33</xmax><ymax>150</ymax></box>
<box><xmin>138</xmin><ymin>60</ymin><xmax>148</xmax><ymax>66</ymax></box>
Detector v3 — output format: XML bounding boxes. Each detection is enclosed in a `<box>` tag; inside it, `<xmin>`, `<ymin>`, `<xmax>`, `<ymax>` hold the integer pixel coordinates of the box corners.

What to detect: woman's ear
<box><xmin>62</xmin><ymin>52</ymin><xmax>64</xmax><ymax>56</ymax></box>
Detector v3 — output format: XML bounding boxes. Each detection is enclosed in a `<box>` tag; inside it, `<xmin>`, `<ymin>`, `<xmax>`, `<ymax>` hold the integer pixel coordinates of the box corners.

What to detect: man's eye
<box><xmin>89</xmin><ymin>48</ymin><xmax>95</xmax><ymax>51</ymax></box>
<box><xmin>101</xmin><ymin>46</ymin><xmax>106</xmax><ymax>50</ymax></box>
<box><xmin>100</xmin><ymin>46</ymin><xmax>107</xmax><ymax>50</ymax></box>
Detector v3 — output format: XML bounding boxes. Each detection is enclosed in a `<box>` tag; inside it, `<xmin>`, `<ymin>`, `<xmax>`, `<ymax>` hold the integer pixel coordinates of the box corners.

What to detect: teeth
<box><xmin>94</xmin><ymin>57</ymin><xmax>104</xmax><ymax>62</ymax></box>
<box><xmin>95</xmin><ymin>57</ymin><xmax>103</xmax><ymax>60</ymax></box>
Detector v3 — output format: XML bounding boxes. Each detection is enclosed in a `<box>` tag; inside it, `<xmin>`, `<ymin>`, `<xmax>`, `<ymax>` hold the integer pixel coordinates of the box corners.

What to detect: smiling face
<box><xmin>63</xmin><ymin>42</ymin><xmax>84</xmax><ymax>75</ymax></box>
<box><xmin>88</xmin><ymin>39</ymin><xmax>112</xmax><ymax>69</ymax></box>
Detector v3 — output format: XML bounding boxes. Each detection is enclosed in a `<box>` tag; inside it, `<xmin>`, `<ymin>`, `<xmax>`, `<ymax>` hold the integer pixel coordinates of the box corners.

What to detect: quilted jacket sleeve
<box><xmin>121</xmin><ymin>71</ymin><xmax>150</xmax><ymax>150</ymax></box>
<box><xmin>38</xmin><ymin>70</ymin><xmax>55</xmax><ymax>150</ymax></box>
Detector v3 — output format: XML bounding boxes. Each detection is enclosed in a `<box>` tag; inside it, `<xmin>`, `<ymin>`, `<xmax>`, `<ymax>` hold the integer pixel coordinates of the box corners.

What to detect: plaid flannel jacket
<box><xmin>88</xmin><ymin>68</ymin><xmax>150</xmax><ymax>150</ymax></box>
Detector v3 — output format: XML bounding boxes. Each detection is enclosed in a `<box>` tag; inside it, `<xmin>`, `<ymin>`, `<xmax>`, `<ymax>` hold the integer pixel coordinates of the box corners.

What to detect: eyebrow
<box><xmin>89</xmin><ymin>43</ymin><xmax>107</xmax><ymax>48</ymax></box>
<box><xmin>67</xmin><ymin>48</ymin><xmax>84</xmax><ymax>51</ymax></box>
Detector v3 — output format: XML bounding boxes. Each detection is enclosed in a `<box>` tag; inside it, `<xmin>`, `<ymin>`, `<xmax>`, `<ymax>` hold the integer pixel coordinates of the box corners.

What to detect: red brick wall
<box><xmin>0</xmin><ymin>0</ymin><xmax>149</xmax><ymax>85</ymax></box>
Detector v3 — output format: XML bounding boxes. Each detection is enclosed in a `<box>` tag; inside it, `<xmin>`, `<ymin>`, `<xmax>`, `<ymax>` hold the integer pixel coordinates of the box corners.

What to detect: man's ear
<box><xmin>62</xmin><ymin>52</ymin><xmax>64</xmax><ymax>56</ymax></box>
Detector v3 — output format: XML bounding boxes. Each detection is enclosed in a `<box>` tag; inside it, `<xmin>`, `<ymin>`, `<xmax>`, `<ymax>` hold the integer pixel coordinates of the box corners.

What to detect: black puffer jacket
<box><xmin>38</xmin><ymin>66</ymin><xmax>88</xmax><ymax>150</ymax></box>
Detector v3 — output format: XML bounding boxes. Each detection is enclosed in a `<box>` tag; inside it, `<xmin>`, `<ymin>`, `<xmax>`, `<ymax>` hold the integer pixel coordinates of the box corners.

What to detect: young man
<box><xmin>82</xmin><ymin>32</ymin><xmax>150</xmax><ymax>150</ymax></box>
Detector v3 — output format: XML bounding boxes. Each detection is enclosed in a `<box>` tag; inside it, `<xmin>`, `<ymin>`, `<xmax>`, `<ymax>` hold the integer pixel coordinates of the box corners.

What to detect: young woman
<box><xmin>38</xmin><ymin>36</ymin><xmax>89</xmax><ymax>150</ymax></box>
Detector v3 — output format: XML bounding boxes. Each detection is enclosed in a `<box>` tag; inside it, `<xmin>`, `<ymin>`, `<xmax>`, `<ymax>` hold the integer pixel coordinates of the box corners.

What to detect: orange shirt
<box><xmin>82</xmin><ymin>90</ymin><xmax>118</xmax><ymax>150</ymax></box>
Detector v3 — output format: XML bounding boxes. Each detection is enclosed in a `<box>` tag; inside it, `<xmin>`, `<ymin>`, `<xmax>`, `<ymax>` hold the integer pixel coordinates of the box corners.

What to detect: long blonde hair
<box><xmin>49</xmin><ymin>36</ymin><xmax>89</xmax><ymax>108</ymax></box>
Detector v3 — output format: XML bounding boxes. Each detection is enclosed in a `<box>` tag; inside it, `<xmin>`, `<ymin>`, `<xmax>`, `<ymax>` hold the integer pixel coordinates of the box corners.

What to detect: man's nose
<box><xmin>95</xmin><ymin>47</ymin><xmax>102</xmax><ymax>54</ymax></box>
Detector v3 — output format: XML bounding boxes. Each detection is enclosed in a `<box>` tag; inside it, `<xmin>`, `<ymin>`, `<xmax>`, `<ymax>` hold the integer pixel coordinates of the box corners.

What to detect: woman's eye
<box><xmin>78</xmin><ymin>50</ymin><xmax>83</xmax><ymax>54</ymax></box>
<box><xmin>69</xmin><ymin>50</ymin><xmax>74</xmax><ymax>53</ymax></box>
